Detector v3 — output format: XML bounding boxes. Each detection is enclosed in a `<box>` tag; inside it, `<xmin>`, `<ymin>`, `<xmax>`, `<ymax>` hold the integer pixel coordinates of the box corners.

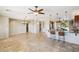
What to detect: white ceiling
<box><xmin>0</xmin><ymin>6</ymin><xmax>79</xmax><ymax>21</ymax></box>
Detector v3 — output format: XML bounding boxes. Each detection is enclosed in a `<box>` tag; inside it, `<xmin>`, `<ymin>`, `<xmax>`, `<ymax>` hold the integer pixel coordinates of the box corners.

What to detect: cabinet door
<box><xmin>75</xmin><ymin>15</ymin><xmax>79</xmax><ymax>23</ymax></box>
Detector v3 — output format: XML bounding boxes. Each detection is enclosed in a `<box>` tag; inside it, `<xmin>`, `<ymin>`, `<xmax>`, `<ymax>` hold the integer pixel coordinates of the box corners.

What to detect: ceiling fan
<box><xmin>28</xmin><ymin>6</ymin><xmax>45</xmax><ymax>16</ymax></box>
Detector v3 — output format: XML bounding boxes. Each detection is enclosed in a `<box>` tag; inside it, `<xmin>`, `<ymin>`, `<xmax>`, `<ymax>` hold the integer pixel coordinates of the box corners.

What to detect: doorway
<box><xmin>26</xmin><ymin>23</ymin><xmax>29</xmax><ymax>32</ymax></box>
<box><xmin>39</xmin><ymin>22</ymin><xmax>41</xmax><ymax>32</ymax></box>
<box><xmin>49</xmin><ymin>21</ymin><xmax>54</xmax><ymax>30</ymax></box>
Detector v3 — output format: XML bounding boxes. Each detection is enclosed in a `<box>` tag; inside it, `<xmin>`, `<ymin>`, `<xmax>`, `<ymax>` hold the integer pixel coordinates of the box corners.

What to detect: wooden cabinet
<box><xmin>75</xmin><ymin>15</ymin><xmax>79</xmax><ymax>23</ymax></box>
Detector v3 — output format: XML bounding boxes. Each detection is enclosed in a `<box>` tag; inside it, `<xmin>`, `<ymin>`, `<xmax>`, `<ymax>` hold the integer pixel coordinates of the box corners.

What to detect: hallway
<box><xmin>0</xmin><ymin>33</ymin><xmax>79</xmax><ymax>52</ymax></box>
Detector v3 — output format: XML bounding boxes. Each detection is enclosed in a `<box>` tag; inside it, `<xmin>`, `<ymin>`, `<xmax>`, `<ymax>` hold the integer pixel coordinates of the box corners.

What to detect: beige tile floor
<box><xmin>0</xmin><ymin>32</ymin><xmax>79</xmax><ymax>52</ymax></box>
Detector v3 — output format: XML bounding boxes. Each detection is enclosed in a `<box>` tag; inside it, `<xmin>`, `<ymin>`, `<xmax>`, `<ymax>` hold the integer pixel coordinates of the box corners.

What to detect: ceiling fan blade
<box><xmin>38</xmin><ymin>9</ymin><xmax>43</xmax><ymax>12</ymax></box>
<box><xmin>28</xmin><ymin>8</ymin><xmax>34</xmax><ymax>12</ymax></box>
<box><xmin>40</xmin><ymin>13</ymin><xmax>45</xmax><ymax>14</ymax></box>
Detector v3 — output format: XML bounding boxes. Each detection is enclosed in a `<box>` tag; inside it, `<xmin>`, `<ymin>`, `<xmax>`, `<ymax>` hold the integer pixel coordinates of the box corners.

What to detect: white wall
<box><xmin>29</xmin><ymin>20</ymin><xmax>50</xmax><ymax>33</ymax></box>
<box><xmin>43</xmin><ymin>21</ymin><xmax>49</xmax><ymax>33</ymax></box>
<box><xmin>29</xmin><ymin>22</ymin><xmax>33</xmax><ymax>33</ymax></box>
<box><xmin>29</xmin><ymin>21</ymin><xmax>39</xmax><ymax>33</ymax></box>
<box><xmin>0</xmin><ymin>16</ymin><xmax>9</xmax><ymax>39</ymax></box>
<box><xmin>9</xmin><ymin>20</ymin><xmax>26</xmax><ymax>35</ymax></box>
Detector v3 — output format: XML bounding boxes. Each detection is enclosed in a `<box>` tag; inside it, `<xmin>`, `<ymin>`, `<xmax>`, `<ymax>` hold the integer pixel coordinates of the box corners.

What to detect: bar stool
<box><xmin>58</xmin><ymin>31</ymin><xmax>65</xmax><ymax>42</ymax></box>
<box><xmin>50</xmin><ymin>30</ymin><xmax>56</xmax><ymax>39</ymax></box>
